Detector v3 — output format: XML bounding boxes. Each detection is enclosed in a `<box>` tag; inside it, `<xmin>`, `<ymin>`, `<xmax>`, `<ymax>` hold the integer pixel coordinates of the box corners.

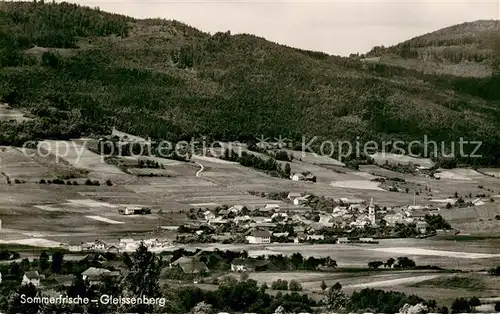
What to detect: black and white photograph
<box><xmin>0</xmin><ymin>0</ymin><xmax>499</xmax><ymax>313</ymax></box>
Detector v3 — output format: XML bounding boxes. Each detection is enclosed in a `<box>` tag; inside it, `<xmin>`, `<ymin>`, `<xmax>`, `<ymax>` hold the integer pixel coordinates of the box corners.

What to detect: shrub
<box><xmin>289</xmin><ymin>280</ymin><xmax>302</xmax><ymax>291</ymax></box>
<box><xmin>85</xmin><ymin>179</ymin><xmax>93</xmax><ymax>186</ymax></box>
<box><xmin>368</xmin><ymin>261</ymin><xmax>384</xmax><ymax>269</ymax></box>
<box><xmin>451</xmin><ymin>298</ymin><xmax>470</xmax><ymax>313</ymax></box>
<box><xmin>321</xmin><ymin>280</ymin><xmax>327</xmax><ymax>291</ymax></box>
<box><xmin>105</xmin><ymin>179</ymin><xmax>113</xmax><ymax>186</ymax></box>
<box><xmin>271</xmin><ymin>279</ymin><xmax>288</xmax><ymax>290</ymax></box>
<box><xmin>469</xmin><ymin>296</ymin><xmax>481</xmax><ymax>307</ymax></box>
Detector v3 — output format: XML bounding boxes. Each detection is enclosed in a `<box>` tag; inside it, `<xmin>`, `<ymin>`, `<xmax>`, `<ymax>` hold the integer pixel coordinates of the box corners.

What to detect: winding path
<box><xmin>195</xmin><ymin>161</ymin><xmax>204</xmax><ymax>177</ymax></box>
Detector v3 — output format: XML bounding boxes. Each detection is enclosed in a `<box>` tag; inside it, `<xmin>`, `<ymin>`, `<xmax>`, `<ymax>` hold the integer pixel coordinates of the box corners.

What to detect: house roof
<box><xmin>82</xmin><ymin>267</ymin><xmax>111</xmax><ymax>277</ymax></box>
<box><xmin>80</xmin><ymin>253</ymin><xmax>108</xmax><ymax>262</ymax></box>
<box><xmin>251</xmin><ymin>230</ymin><xmax>271</xmax><ymax>238</ymax></box>
<box><xmin>51</xmin><ymin>274</ymin><xmax>76</xmax><ymax>286</ymax></box>
<box><xmin>171</xmin><ymin>256</ymin><xmax>194</xmax><ymax>265</ymax></box>
<box><xmin>24</xmin><ymin>271</ymin><xmax>40</xmax><ymax>280</ymax></box>
<box><xmin>231</xmin><ymin>258</ymin><xmax>270</xmax><ymax>268</ymax></box>
<box><xmin>178</xmin><ymin>261</ymin><xmax>209</xmax><ymax>274</ymax></box>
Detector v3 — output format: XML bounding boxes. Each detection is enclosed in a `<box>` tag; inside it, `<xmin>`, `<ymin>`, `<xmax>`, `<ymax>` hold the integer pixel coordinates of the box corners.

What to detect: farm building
<box><xmin>171</xmin><ymin>257</ymin><xmax>209</xmax><ymax>274</ymax></box>
<box><xmin>290</xmin><ymin>172</ymin><xmax>316</xmax><ymax>182</ymax></box>
<box><xmin>293</xmin><ymin>195</ymin><xmax>310</xmax><ymax>206</ymax></box>
<box><xmin>246</xmin><ymin>230</ymin><xmax>272</xmax><ymax>244</ymax></box>
<box><xmin>66</xmin><ymin>240</ymin><xmax>83</xmax><ymax>252</ymax></box>
<box><xmin>230</xmin><ymin>258</ymin><xmax>270</xmax><ymax>272</ymax></box>
<box><xmin>118</xmin><ymin>206</ymin><xmax>152</xmax><ymax>215</ymax></box>
<box><xmin>22</xmin><ymin>271</ymin><xmax>42</xmax><ymax>287</ymax></box>
<box><xmin>287</xmin><ymin>192</ymin><xmax>302</xmax><ymax>200</ymax></box>
<box><xmin>337</xmin><ymin>237</ymin><xmax>351</xmax><ymax>244</ymax></box>
<box><xmin>82</xmin><ymin>267</ymin><xmax>119</xmax><ymax>285</ymax></box>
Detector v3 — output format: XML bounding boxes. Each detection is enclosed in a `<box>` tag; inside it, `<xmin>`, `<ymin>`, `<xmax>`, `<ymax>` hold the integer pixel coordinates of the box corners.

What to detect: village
<box><xmin>0</xmin><ymin>132</ymin><xmax>499</xmax><ymax>313</ymax></box>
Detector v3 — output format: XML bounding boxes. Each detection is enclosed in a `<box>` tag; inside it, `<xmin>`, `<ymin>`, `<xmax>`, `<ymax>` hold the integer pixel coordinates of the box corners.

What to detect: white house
<box><xmin>306</xmin><ymin>234</ymin><xmax>325</xmax><ymax>241</ymax></box>
<box><xmin>90</xmin><ymin>240</ymin><xmax>108</xmax><ymax>251</ymax></box>
<box><xmin>22</xmin><ymin>271</ymin><xmax>41</xmax><ymax>287</ymax></box>
<box><xmin>293</xmin><ymin>195</ymin><xmax>311</xmax><ymax>206</ymax></box>
<box><xmin>119</xmin><ymin>238</ymin><xmax>137</xmax><ymax>251</ymax></box>
<box><xmin>82</xmin><ymin>267</ymin><xmax>111</xmax><ymax>285</ymax></box>
<box><xmin>416</xmin><ymin>221</ymin><xmax>429</xmax><ymax>233</ymax></box>
<box><xmin>290</xmin><ymin>173</ymin><xmax>305</xmax><ymax>181</ymax></box>
<box><xmin>246</xmin><ymin>230</ymin><xmax>272</xmax><ymax>244</ymax></box>
<box><xmin>68</xmin><ymin>241</ymin><xmax>83</xmax><ymax>252</ymax></box>
<box><xmin>264</xmin><ymin>204</ymin><xmax>280</xmax><ymax>211</ymax></box>
<box><xmin>229</xmin><ymin>205</ymin><xmax>245</xmax><ymax>213</ymax></box>
<box><xmin>287</xmin><ymin>192</ymin><xmax>302</xmax><ymax>200</ymax></box>
<box><xmin>203</xmin><ymin>210</ymin><xmax>215</xmax><ymax>220</ymax></box>
<box><xmin>337</xmin><ymin>237</ymin><xmax>350</xmax><ymax>244</ymax></box>
<box><xmin>234</xmin><ymin>215</ymin><xmax>251</xmax><ymax>224</ymax></box>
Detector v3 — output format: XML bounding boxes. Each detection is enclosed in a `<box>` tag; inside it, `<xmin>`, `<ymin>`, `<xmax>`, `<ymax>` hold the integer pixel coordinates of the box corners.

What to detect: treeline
<box><xmin>175</xmin><ymin>278</ymin><xmax>317</xmax><ymax>314</ymax></box>
<box><xmin>0</xmin><ymin>1</ymin><xmax>130</xmax><ymax>52</ymax></box>
<box><xmin>221</xmin><ymin>149</ymin><xmax>291</xmax><ymax>178</ymax></box>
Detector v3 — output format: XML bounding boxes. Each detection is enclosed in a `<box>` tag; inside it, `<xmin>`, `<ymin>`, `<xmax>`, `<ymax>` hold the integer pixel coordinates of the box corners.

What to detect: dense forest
<box><xmin>0</xmin><ymin>2</ymin><xmax>500</xmax><ymax>165</ymax></box>
<box><xmin>365</xmin><ymin>20</ymin><xmax>500</xmax><ymax>67</ymax></box>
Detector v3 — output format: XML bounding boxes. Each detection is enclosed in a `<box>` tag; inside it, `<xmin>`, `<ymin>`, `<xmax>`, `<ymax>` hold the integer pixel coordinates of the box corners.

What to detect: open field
<box><xmin>370</xmin><ymin>153</ymin><xmax>434</xmax><ymax>168</ymax></box>
<box><xmin>330</xmin><ymin>180</ymin><xmax>385</xmax><ymax>191</ymax></box>
<box><xmin>281</xmin><ymin>148</ymin><xmax>344</xmax><ymax>166</ymax></box>
<box><xmin>0</xmin><ymin>103</ymin><xmax>31</xmax><ymax>122</ymax></box>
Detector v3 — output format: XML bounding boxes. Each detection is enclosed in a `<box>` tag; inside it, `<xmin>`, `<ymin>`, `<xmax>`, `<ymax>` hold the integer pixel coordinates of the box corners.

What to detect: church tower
<box><xmin>368</xmin><ymin>197</ymin><xmax>376</xmax><ymax>225</ymax></box>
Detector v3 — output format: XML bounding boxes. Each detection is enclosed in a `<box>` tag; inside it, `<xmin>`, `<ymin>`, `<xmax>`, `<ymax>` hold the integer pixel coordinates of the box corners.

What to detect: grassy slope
<box><xmin>0</xmin><ymin>2</ymin><xmax>500</xmax><ymax>165</ymax></box>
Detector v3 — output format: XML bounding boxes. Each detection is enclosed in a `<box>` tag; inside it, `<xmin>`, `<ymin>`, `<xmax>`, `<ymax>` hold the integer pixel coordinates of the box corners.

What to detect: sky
<box><xmin>64</xmin><ymin>0</ymin><xmax>499</xmax><ymax>56</ymax></box>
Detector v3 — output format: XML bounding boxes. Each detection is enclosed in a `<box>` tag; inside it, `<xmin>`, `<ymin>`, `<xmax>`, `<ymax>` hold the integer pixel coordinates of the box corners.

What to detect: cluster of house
<box><xmin>20</xmin><ymin>252</ymin><xmax>124</xmax><ymax>288</ymax></box>
<box><xmin>64</xmin><ymin>237</ymin><xmax>172</xmax><ymax>253</ymax></box>
<box><xmin>189</xmin><ymin>194</ymin><xmax>438</xmax><ymax>244</ymax></box>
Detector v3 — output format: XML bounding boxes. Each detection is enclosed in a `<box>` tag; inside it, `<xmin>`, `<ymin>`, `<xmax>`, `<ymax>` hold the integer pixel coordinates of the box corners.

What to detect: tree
<box><xmin>271</xmin><ymin>279</ymin><xmax>288</xmax><ymax>290</ymax></box>
<box><xmin>19</xmin><ymin>258</ymin><xmax>30</xmax><ymax>271</ymax></box>
<box><xmin>488</xmin><ymin>266</ymin><xmax>500</xmax><ymax>276</ymax></box>
<box><xmin>7</xmin><ymin>283</ymin><xmax>44</xmax><ymax>313</ymax></box>
<box><xmin>396</xmin><ymin>257</ymin><xmax>416</xmax><ymax>269</ymax></box>
<box><xmin>324</xmin><ymin>256</ymin><xmax>337</xmax><ymax>268</ymax></box>
<box><xmin>320</xmin><ymin>280</ymin><xmax>328</xmax><ymax>291</ymax></box>
<box><xmin>191</xmin><ymin>301</ymin><xmax>214</xmax><ymax>314</ymax></box>
<box><xmin>284</xmin><ymin>163</ymin><xmax>291</xmax><ymax>176</ymax></box>
<box><xmin>289</xmin><ymin>280</ymin><xmax>302</xmax><ymax>291</ymax></box>
<box><xmin>451</xmin><ymin>298</ymin><xmax>471</xmax><ymax>313</ymax></box>
<box><xmin>239</xmin><ymin>272</ymin><xmax>249</xmax><ymax>282</ymax></box>
<box><xmin>468</xmin><ymin>296</ymin><xmax>481</xmax><ymax>307</ymax></box>
<box><xmin>51</xmin><ymin>251</ymin><xmax>64</xmax><ymax>274</ymax></box>
<box><xmin>325</xmin><ymin>282</ymin><xmax>348</xmax><ymax>311</ymax></box>
<box><xmin>385</xmin><ymin>257</ymin><xmax>395</xmax><ymax>268</ymax></box>
<box><xmin>39</xmin><ymin>251</ymin><xmax>50</xmax><ymax>272</ymax></box>
<box><xmin>368</xmin><ymin>261</ymin><xmax>384</xmax><ymax>269</ymax></box>
<box><xmin>122</xmin><ymin>242</ymin><xmax>162</xmax><ymax>313</ymax></box>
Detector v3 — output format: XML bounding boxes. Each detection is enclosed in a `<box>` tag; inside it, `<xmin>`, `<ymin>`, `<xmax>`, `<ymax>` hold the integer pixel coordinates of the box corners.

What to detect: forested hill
<box><xmin>0</xmin><ymin>2</ymin><xmax>500</xmax><ymax>165</ymax></box>
<box><xmin>363</xmin><ymin>20</ymin><xmax>500</xmax><ymax>77</ymax></box>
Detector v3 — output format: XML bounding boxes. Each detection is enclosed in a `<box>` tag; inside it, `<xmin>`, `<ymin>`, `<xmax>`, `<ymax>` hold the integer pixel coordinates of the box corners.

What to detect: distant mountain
<box><xmin>0</xmin><ymin>2</ymin><xmax>499</xmax><ymax>165</ymax></box>
<box><xmin>363</xmin><ymin>20</ymin><xmax>500</xmax><ymax>77</ymax></box>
